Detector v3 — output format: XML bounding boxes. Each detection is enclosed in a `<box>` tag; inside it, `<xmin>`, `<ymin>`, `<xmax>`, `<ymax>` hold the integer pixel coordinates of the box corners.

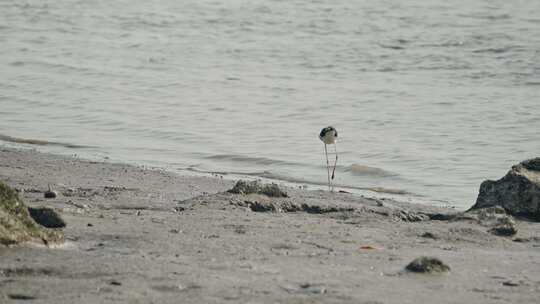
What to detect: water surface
<box><xmin>1</xmin><ymin>0</ymin><xmax>539</xmax><ymax>208</ymax></box>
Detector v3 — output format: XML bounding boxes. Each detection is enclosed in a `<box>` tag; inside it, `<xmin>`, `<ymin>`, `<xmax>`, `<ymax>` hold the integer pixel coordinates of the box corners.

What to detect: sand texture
<box><xmin>0</xmin><ymin>148</ymin><xmax>539</xmax><ymax>303</ymax></box>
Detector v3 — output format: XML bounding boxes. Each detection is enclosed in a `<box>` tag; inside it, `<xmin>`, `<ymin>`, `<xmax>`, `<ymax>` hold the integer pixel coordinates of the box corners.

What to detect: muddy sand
<box><xmin>0</xmin><ymin>147</ymin><xmax>539</xmax><ymax>303</ymax></box>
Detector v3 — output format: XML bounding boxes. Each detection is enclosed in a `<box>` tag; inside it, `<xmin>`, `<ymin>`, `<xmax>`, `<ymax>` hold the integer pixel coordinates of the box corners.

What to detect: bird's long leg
<box><xmin>329</xmin><ymin>143</ymin><xmax>338</xmax><ymax>192</ymax></box>
<box><xmin>331</xmin><ymin>142</ymin><xmax>338</xmax><ymax>180</ymax></box>
<box><xmin>324</xmin><ymin>144</ymin><xmax>331</xmax><ymax>191</ymax></box>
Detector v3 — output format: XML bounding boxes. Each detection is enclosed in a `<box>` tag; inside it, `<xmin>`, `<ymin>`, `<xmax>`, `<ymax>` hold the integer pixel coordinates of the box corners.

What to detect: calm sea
<box><xmin>1</xmin><ymin>0</ymin><xmax>539</xmax><ymax>208</ymax></box>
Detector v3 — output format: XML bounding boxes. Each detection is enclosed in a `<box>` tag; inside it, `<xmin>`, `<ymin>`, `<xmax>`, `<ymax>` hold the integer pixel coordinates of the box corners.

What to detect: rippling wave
<box><xmin>0</xmin><ymin>134</ymin><xmax>89</xmax><ymax>149</ymax></box>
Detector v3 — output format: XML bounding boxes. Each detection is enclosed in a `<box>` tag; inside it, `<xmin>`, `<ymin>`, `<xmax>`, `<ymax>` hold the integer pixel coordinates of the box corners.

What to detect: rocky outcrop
<box><xmin>470</xmin><ymin>158</ymin><xmax>540</xmax><ymax>221</ymax></box>
<box><xmin>0</xmin><ymin>182</ymin><xmax>64</xmax><ymax>246</ymax></box>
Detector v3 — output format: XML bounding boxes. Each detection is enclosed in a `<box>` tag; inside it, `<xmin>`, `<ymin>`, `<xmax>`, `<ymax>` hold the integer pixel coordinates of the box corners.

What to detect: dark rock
<box><xmin>28</xmin><ymin>207</ymin><xmax>66</xmax><ymax>228</ymax></box>
<box><xmin>405</xmin><ymin>256</ymin><xmax>450</xmax><ymax>273</ymax></box>
<box><xmin>44</xmin><ymin>190</ymin><xmax>57</xmax><ymax>199</ymax></box>
<box><xmin>470</xmin><ymin>158</ymin><xmax>540</xmax><ymax>221</ymax></box>
<box><xmin>228</xmin><ymin>180</ymin><xmax>288</xmax><ymax>197</ymax></box>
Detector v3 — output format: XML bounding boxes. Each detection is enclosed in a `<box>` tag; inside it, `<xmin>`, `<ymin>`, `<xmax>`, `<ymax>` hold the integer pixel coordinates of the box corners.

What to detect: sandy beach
<box><xmin>1</xmin><ymin>147</ymin><xmax>539</xmax><ymax>303</ymax></box>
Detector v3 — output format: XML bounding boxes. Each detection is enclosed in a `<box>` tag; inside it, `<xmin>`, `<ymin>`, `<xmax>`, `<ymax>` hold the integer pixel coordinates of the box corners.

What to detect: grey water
<box><xmin>1</xmin><ymin>0</ymin><xmax>539</xmax><ymax>209</ymax></box>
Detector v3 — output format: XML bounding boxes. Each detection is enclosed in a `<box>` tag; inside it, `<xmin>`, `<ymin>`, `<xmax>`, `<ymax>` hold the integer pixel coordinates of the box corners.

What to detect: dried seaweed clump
<box><xmin>228</xmin><ymin>180</ymin><xmax>288</xmax><ymax>198</ymax></box>
<box><xmin>405</xmin><ymin>256</ymin><xmax>450</xmax><ymax>273</ymax></box>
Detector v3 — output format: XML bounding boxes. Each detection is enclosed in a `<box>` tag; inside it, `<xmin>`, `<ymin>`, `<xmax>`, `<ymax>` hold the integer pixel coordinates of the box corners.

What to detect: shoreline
<box><xmin>1</xmin><ymin>147</ymin><xmax>539</xmax><ymax>303</ymax></box>
<box><xmin>0</xmin><ymin>139</ymin><xmax>453</xmax><ymax>209</ymax></box>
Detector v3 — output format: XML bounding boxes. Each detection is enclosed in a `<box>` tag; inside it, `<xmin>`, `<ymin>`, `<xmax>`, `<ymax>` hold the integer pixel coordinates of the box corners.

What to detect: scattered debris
<box><xmin>173</xmin><ymin>206</ymin><xmax>185</xmax><ymax>213</ymax></box>
<box><xmin>247</xmin><ymin>200</ymin><xmax>276</xmax><ymax>212</ymax></box>
<box><xmin>237</xmin><ymin>199</ymin><xmax>353</xmax><ymax>214</ymax></box>
<box><xmin>489</xmin><ymin>220</ymin><xmax>518</xmax><ymax>237</ymax></box>
<box><xmin>513</xmin><ymin>236</ymin><xmax>540</xmax><ymax>243</ymax></box>
<box><xmin>420</xmin><ymin>232</ymin><xmax>439</xmax><ymax>239</ymax></box>
<box><xmin>394</xmin><ymin>210</ymin><xmax>430</xmax><ymax>222</ymax></box>
<box><xmin>8</xmin><ymin>294</ymin><xmax>37</xmax><ymax>300</ymax></box>
<box><xmin>281</xmin><ymin>283</ymin><xmax>326</xmax><ymax>295</ymax></box>
<box><xmin>359</xmin><ymin>245</ymin><xmax>377</xmax><ymax>250</ymax></box>
<box><xmin>485</xmin><ymin>212</ymin><xmax>518</xmax><ymax>236</ymax></box>
<box><xmin>0</xmin><ymin>266</ymin><xmax>59</xmax><ymax>277</ymax></box>
<box><xmin>405</xmin><ymin>256</ymin><xmax>450</xmax><ymax>273</ymax></box>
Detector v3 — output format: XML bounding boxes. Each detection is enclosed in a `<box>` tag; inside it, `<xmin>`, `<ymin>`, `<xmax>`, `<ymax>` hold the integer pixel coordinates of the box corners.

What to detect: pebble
<box><xmin>44</xmin><ymin>190</ymin><xmax>57</xmax><ymax>198</ymax></box>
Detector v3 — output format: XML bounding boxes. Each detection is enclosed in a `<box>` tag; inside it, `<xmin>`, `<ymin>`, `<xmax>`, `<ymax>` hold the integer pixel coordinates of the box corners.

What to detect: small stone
<box><xmin>87</xmin><ymin>223</ymin><xmax>93</xmax><ymax>227</ymax></box>
<box><xmin>44</xmin><ymin>190</ymin><xmax>57</xmax><ymax>199</ymax></box>
<box><xmin>173</xmin><ymin>206</ymin><xmax>185</xmax><ymax>212</ymax></box>
<box><xmin>405</xmin><ymin>256</ymin><xmax>450</xmax><ymax>273</ymax></box>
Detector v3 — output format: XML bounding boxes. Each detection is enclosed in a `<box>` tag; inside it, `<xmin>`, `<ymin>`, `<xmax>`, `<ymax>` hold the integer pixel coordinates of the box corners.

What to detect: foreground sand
<box><xmin>0</xmin><ymin>147</ymin><xmax>539</xmax><ymax>303</ymax></box>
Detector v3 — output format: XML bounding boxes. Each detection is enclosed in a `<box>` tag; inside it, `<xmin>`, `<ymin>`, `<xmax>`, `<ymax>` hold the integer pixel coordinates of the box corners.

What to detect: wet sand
<box><xmin>0</xmin><ymin>147</ymin><xmax>539</xmax><ymax>303</ymax></box>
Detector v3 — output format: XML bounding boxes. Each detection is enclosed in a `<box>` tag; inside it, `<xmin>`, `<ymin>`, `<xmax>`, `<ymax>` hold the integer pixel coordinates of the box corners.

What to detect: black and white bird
<box><xmin>319</xmin><ymin>126</ymin><xmax>338</xmax><ymax>191</ymax></box>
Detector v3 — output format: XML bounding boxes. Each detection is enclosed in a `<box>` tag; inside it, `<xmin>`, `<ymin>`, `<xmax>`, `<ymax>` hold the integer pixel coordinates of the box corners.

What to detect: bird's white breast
<box><xmin>320</xmin><ymin>132</ymin><xmax>337</xmax><ymax>145</ymax></box>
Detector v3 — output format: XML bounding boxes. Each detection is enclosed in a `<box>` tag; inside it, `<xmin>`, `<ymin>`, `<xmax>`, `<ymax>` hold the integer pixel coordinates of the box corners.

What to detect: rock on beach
<box><xmin>470</xmin><ymin>158</ymin><xmax>540</xmax><ymax>221</ymax></box>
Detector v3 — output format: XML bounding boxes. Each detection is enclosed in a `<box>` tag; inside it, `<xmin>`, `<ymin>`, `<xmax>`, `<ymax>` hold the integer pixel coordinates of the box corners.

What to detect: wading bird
<box><xmin>319</xmin><ymin>126</ymin><xmax>338</xmax><ymax>191</ymax></box>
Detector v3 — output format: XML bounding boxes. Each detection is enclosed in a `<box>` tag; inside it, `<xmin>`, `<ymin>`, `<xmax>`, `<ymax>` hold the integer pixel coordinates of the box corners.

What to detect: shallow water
<box><xmin>1</xmin><ymin>0</ymin><xmax>539</xmax><ymax>208</ymax></box>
